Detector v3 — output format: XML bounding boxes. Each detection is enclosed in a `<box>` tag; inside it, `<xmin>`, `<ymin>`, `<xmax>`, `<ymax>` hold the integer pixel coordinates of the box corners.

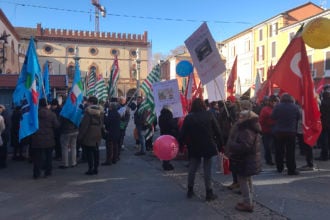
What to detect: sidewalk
<box><xmin>0</xmin><ymin>120</ymin><xmax>329</xmax><ymax>219</ymax></box>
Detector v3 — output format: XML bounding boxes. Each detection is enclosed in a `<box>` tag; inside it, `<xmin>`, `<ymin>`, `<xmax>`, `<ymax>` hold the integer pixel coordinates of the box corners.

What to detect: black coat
<box><xmin>180</xmin><ymin>111</ymin><xmax>223</xmax><ymax>158</ymax></box>
<box><xmin>105</xmin><ymin>108</ymin><xmax>121</xmax><ymax>142</ymax></box>
<box><xmin>158</xmin><ymin>108</ymin><xmax>179</xmax><ymax>139</ymax></box>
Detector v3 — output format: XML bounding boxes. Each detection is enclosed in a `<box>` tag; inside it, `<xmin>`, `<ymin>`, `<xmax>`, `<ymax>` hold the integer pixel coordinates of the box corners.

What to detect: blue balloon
<box><xmin>176</xmin><ymin>60</ymin><xmax>193</xmax><ymax>77</ymax></box>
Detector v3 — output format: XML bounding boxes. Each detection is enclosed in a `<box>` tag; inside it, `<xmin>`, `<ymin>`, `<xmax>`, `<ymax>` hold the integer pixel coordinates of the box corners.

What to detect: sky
<box><xmin>0</xmin><ymin>0</ymin><xmax>328</xmax><ymax>55</ymax></box>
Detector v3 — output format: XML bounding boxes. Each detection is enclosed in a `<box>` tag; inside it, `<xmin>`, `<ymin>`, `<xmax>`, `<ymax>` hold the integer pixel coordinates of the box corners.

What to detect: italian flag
<box><xmin>70</xmin><ymin>81</ymin><xmax>83</xmax><ymax>104</ymax></box>
<box><xmin>25</xmin><ymin>74</ymin><xmax>39</xmax><ymax>104</ymax></box>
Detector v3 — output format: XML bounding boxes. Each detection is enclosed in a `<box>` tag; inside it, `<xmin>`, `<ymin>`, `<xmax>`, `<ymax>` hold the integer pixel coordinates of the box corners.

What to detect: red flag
<box><xmin>269</xmin><ymin>28</ymin><xmax>321</xmax><ymax>147</ymax></box>
<box><xmin>194</xmin><ymin>81</ymin><xmax>203</xmax><ymax>100</ymax></box>
<box><xmin>227</xmin><ymin>56</ymin><xmax>237</xmax><ymax>96</ymax></box>
<box><xmin>316</xmin><ymin>76</ymin><xmax>326</xmax><ymax>94</ymax></box>
<box><xmin>266</xmin><ymin>63</ymin><xmax>274</xmax><ymax>96</ymax></box>
<box><xmin>256</xmin><ymin>65</ymin><xmax>273</xmax><ymax>104</ymax></box>
<box><xmin>180</xmin><ymin>93</ymin><xmax>188</xmax><ymax>116</ymax></box>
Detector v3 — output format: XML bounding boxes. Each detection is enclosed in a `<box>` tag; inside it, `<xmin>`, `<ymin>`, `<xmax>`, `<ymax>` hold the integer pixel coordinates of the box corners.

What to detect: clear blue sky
<box><xmin>0</xmin><ymin>0</ymin><xmax>328</xmax><ymax>55</ymax></box>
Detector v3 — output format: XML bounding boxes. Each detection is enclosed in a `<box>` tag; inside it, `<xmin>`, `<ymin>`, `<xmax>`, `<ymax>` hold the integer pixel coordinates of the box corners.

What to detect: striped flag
<box><xmin>86</xmin><ymin>70</ymin><xmax>96</xmax><ymax>96</ymax></box>
<box><xmin>138</xmin><ymin>64</ymin><xmax>161</xmax><ymax>140</ymax></box>
<box><xmin>108</xmin><ymin>56</ymin><xmax>119</xmax><ymax>99</ymax></box>
<box><xmin>95</xmin><ymin>75</ymin><xmax>107</xmax><ymax>102</ymax></box>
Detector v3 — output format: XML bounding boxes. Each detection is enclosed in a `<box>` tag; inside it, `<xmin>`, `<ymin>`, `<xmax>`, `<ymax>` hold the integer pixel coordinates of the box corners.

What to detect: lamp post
<box><xmin>135</xmin><ymin>48</ymin><xmax>141</xmax><ymax>97</ymax></box>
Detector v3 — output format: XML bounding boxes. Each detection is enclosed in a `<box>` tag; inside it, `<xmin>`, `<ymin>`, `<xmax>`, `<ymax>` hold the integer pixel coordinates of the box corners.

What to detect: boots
<box><xmin>205</xmin><ymin>189</ymin><xmax>217</xmax><ymax>202</ymax></box>
<box><xmin>187</xmin><ymin>186</ymin><xmax>194</xmax><ymax>198</ymax></box>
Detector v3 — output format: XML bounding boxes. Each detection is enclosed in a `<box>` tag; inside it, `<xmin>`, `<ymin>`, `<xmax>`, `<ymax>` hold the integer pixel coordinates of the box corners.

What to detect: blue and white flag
<box><xmin>12</xmin><ymin>37</ymin><xmax>42</xmax><ymax>141</ymax></box>
<box><xmin>60</xmin><ymin>59</ymin><xmax>84</xmax><ymax>127</ymax></box>
<box><xmin>40</xmin><ymin>60</ymin><xmax>51</xmax><ymax>101</ymax></box>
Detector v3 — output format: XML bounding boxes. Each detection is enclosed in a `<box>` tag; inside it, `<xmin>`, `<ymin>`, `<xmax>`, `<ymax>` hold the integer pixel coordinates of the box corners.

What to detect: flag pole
<box><xmin>213</xmin><ymin>78</ymin><xmax>230</xmax><ymax>117</ymax></box>
<box><xmin>39</xmin><ymin>66</ymin><xmax>48</xmax><ymax>106</ymax></box>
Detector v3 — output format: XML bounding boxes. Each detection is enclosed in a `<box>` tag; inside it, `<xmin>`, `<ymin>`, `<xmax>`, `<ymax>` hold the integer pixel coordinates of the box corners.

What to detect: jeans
<box><xmin>297</xmin><ymin>133</ymin><xmax>314</xmax><ymax>167</ymax></box>
<box><xmin>237</xmin><ymin>175</ymin><xmax>254</xmax><ymax>205</ymax></box>
<box><xmin>319</xmin><ymin>129</ymin><xmax>330</xmax><ymax>159</ymax></box>
<box><xmin>188</xmin><ymin>157</ymin><xmax>212</xmax><ymax>190</ymax></box>
<box><xmin>136</xmin><ymin>125</ymin><xmax>146</xmax><ymax>153</ymax></box>
<box><xmin>105</xmin><ymin>138</ymin><xmax>119</xmax><ymax>163</ymax></box>
<box><xmin>262</xmin><ymin>133</ymin><xmax>274</xmax><ymax>163</ymax></box>
<box><xmin>274</xmin><ymin>133</ymin><xmax>297</xmax><ymax>173</ymax></box>
<box><xmin>85</xmin><ymin>145</ymin><xmax>99</xmax><ymax>172</ymax></box>
<box><xmin>60</xmin><ymin>132</ymin><xmax>78</xmax><ymax>167</ymax></box>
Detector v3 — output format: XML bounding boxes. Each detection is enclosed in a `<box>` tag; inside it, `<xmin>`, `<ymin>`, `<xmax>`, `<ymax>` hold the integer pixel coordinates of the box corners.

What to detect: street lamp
<box><xmin>135</xmin><ymin>48</ymin><xmax>141</xmax><ymax>97</ymax></box>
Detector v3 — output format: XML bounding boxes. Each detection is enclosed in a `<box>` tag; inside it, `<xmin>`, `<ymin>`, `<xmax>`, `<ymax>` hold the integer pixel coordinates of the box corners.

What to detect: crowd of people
<box><xmin>0</xmin><ymin>95</ymin><xmax>131</xmax><ymax>178</ymax></box>
<box><xmin>1</xmin><ymin>86</ymin><xmax>330</xmax><ymax>213</ymax></box>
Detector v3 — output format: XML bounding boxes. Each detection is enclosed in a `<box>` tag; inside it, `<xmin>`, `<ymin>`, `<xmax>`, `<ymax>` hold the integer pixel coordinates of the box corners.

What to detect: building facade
<box><xmin>0</xmin><ymin>9</ymin><xmax>21</xmax><ymax>74</ymax></box>
<box><xmin>15</xmin><ymin>23</ymin><xmax>151</xmax><ymax>98</ymax></box>
<box><xmin>219</xmin><ymin>2</ymin><xmax>329</xmax><ymax>95</ymax></box>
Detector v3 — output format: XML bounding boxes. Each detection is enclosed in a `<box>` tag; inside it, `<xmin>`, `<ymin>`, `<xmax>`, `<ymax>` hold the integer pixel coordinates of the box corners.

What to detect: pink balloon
<box><xmin>153</xmin><ymin>135</ymin><xmax>179</xmax><ymax>161</ymax></box>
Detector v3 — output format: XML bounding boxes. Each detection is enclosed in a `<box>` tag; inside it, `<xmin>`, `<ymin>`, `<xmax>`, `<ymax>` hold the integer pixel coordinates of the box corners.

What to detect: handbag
<box><xmin>219</xmin><ymin>153</ymin><xmax>231</xmax><ymax>175</ymax></box>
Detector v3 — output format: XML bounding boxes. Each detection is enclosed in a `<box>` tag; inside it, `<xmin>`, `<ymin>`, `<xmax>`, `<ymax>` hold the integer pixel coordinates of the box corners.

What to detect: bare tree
<box><xmin>151</xmin><ymin>52</ymin><xmax>168</xmax><ymax>66</ymax></box>
<box><xmin>170</xmin><ymin>45</ymin><xmax>187</xmax><ymax>56</ymax></box>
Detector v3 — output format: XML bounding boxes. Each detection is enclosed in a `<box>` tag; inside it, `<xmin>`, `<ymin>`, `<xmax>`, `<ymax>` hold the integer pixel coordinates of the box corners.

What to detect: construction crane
<box><xmin>91</xmin><ymin>0</ymin><xmax>106</xmax><ymax>32</ymax></box>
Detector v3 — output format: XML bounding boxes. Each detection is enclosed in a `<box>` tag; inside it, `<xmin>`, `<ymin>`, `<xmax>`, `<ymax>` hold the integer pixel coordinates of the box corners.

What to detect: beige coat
<box><xmin>78</xmin><ymin>105</ymin><xmax>104</xmax><ymax>147</ymax></box>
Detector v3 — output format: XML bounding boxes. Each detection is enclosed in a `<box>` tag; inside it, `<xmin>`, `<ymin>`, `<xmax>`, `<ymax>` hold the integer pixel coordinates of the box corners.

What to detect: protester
<box><xmin>117</xmin><ymin>96</ymin><xmax>130</xmax><ymax>151</ymax></box>
<box><xmin>58</xmin><ymin>116</ymin><xmax>79</xmax><ymax>169</ymax></box>
<box><xmin>259</xmin><ymin>95</ymin><xmax>277</xmax><ymax>165</ymax></box>
<box><xmin>50</xmin><ymin>99</ymin><xmax>62</xmax><ymax>161</ymax></box>
<box><xmin>271</xmin><ymin>93</ymin><xmax>300</xmax><ymax>175</ymax></box>
<box><xmin>0</xmin><ymin>104</ymin><xmax>9</xmax><ymax>168</ymax></box>
<box><xmin>180</xmin><ymin>98</ymin><xmax>223</xmax><ymax>201</ymax></box>
<box><xmin>226</xmin><ymin>110</ymin><xmax>262</xmax><ymax>212</ymax></box>
<box><xmin>0</xmin><ymin>106</ymin><xmax>6</xmax><ymax>168</ymax></box>
<box><xmin>76</xmin><ymin>96</ymin><xmax>89</xmax><ymax>163</ymax></box>
<box><xmin>316</xmin><ymin>86</ymin><xmax>330</xmax><ymax>161</ymax></box>
<box><xmin>102</xmin><ymin>103</ymin><xmax>120</xmax><ymax>165</ymax></box>
<box><xmin>30</xmin><ymin>98</ymin><xmax>60</xmax><ymax>179</ymax></box>
<box><xmin>296</xmin><ymin>103</ymin><xmax>314</xmax><ymax>170</ymax></box>
<box><xmin>10</xmin><ymin>106</ymin><xmax>25</xmax><ymax>161</ymax></box>
<box><xmin>146</xmin><ymin>116</ymin><xmax>157</xmax><ymax>152</ymax></box>
<box><xmin>78</xmin><ymin>96</ymin><xmax>104</xmax><ymax>175</ymax></box>
<box><xmin>134</xmin><ymin>96</ymin><xmax>148</xmax><ymax>156</ymax></box>
<box><xmin>223</xmin><ymin>99</ymin><xmax>252</xmax><ymax>190</ymax></box>
<box><xmin>158</xmin><ymin>106</ymin><xmax>179</xmax><ymax>171</ymax></box>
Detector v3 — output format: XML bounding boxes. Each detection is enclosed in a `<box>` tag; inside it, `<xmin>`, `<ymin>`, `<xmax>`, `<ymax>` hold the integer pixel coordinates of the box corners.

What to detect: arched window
<box><xmin>67</xmin><ymin>63</ymin><xmax>75</xmax><ymax>82</ymax></box>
